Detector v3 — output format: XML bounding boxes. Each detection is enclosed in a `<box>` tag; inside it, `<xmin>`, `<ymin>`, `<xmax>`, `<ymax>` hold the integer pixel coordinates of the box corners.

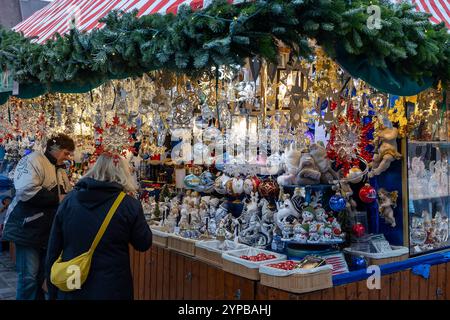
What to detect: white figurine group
<box><xmin>274</xmin><ymin>189</ymin><xmax>344</xmax><ymax>243</ymax></box>
<box><xmin>411</xmin><ymin>210</ymin><xmax>449</xmax><ymax>252</ymax></box>
<box><xmin>409</xmin><ymin>157</ymin><xmax>449</xmax><ymax>200</ymax></box>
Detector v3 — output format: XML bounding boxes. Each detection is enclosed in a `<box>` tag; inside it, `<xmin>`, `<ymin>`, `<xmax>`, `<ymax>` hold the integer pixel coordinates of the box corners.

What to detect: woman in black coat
<box><xmin>45</xmin><ymin>154</ymin><xmax>152</xmax><ymax>300</ymax></box>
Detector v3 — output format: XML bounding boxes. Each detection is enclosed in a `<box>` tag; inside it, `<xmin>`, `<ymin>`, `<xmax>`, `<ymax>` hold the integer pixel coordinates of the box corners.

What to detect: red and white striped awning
<box><xmin>13</xmin><ymin>0</ymin><xmax>450</xmax><ymax>44</ymax></box>
<box><xmin>13</xmin><ymin>0</ymin><xmax>240</xmax><ymax>44</ymax></box>
<box><xmin>412</xmin><ymin>0</ymin><xmax>450</xmax><ymax>29</ymax></box>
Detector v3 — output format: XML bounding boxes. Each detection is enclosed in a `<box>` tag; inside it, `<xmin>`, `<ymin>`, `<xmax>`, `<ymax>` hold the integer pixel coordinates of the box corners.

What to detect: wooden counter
<box><xmin>130</xmin><ymin>245</ymin><xmax>450</xmax><ymax>300</ymax></box>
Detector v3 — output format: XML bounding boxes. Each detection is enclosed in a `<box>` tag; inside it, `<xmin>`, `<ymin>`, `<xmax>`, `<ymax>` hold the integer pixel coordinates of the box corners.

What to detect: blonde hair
<box><xmin>83</xmin><ymin>154</ymin><xmax>139</xmax><ymax>192</ymax></box>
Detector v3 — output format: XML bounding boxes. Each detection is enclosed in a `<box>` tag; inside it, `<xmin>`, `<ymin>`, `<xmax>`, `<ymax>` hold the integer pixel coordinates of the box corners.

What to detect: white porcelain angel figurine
<box><xmin>190</xmin><ymin>201</ymin><xmax>202</xmax><ymax>230</ymax></box>
<box><xmin>199</xmin><ymin>199</ymin><xmax>209</xmax><ymax>222</ymax></box>
<box><xmin>436</xmin><ymin>160</ymin><xmax>449</xmax><ymax>196</ymax></box>
<box><xmin>409</xmin><ymin>157</ymin><xmax>427</xmax><ymax>199</ymax></box>
<box><xmin>164</xmin><ymin>206</ymin><xmax>179</xmax><ymax>233</ymax></box>
<box><xmin>428</xmin><ymin>160</ymin><xmax>440</xmax><ymax>195</ymax></box>
<box><xmin>179</xmin><ymin>201</ymin><xmax>192</xmax><ymax>230</ymax></box>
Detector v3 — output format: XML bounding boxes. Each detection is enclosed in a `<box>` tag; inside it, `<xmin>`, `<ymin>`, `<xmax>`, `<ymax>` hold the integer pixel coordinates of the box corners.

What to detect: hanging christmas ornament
<box><xmin>352</xmin><ymin>223</ymin><xmax>366</xmax><ymax>238</ymax></box>
<box><xmin>329</xmin><ymin>193</ymin><xmax>347</xmax><ymax>212</ymax></box>
<box><xmin>249</xmin><ymin>57</ymin><xmax>262</xmax><ymax>82</ymax></box>
<box><xmin>168</xmin><ymin>95</ymin><xmax>193</xmax><ymax>129</ymax></box>
<box><xmin>184</xmin><ymin>172</ymin><xmax>201</xmax><ymax>189</ymax></box>
<box><xmin>267</xmin><ymin>62</ymin><xmax>278</xmax><ymax>84</ymax></box>
<box><xmin>227</xmin><ymin>177</ymin><xmax>244</xmax><ymax>196</ymax></box>
<box><xmin>346</xmin><ymin>166</ymin><xmax>363</xmax><ymax>184</ymax></box>
<box><xmin>243</xmin><ymin>176</ymin><xmax>261</xmax><ymax>195</ymax></box>
<box><xmin>359</xmin><ymin>183</ymin><xmax>377</xmax><ymax>203</ymax></box>
<box><xmin>217</xmin><ymin>100</ymin><xmax>232</xmax><ymax>129</ymax></box>
<box><xmin>214</xmin><ymin>174</ymin><xmax>231</xmax><ymax>195</ymax></box>
<box><xmin>94</xmin><ymin>114</ymin><xmax>136</xmax><ymax>161</ymax></box>
<box><xmin>258</xmin><ymin>179</ymin><xmax>280</xmax><ymax>199</ymax></box>
<box><xmin>198</xmin><ymin>171</ymin><xmax>215</xmax><ymax>193</ymax></box>
<box><xmin>351</xmin><ymin>255</ymin><xmax>367</xmax><ymax>270</ymax></box>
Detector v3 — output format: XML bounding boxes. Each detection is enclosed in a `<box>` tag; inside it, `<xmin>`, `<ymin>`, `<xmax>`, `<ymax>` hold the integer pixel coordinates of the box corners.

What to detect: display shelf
<box><xmin>408</xmin><ymin>140</ymin><xmax>450</xmax><ymax>146</ymax></box>
<box><xmin>410</xmin><ymin>194</ymin><xmax>450</xmax><ymax>201</ymax></box>
<box><xmin>407</xmin><ymin>136</ymin><xmax>450</xmax><ymax>257</ymax></box>
<box><xmin>282</xmin><ymin>184</ymin><xmax>334</xmax><ymax>189</ymax></box>
<box><xmin>281</xmin><ymin>238</ymin><xmax>344</xmax><ymax>245</ymax></box>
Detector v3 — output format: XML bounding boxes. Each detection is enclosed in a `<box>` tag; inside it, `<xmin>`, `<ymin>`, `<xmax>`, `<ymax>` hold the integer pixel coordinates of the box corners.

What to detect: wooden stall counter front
<box><xmin>130</xmin><ymin>245</ymin><xmax>450</xmax><ymax>300</ymax></box>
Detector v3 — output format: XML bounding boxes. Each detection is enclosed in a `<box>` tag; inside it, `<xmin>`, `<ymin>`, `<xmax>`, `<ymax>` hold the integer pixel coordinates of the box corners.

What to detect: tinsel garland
<box><xmin>0</xmin><ymin>0</ymin><xmax>448</xmax><ymax>88</ymax></box>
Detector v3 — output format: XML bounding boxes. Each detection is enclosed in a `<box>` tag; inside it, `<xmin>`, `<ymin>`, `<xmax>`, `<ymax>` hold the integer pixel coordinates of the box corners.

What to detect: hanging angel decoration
<box><xmin>377</xmin><ymin>188</ymin><xmax>398</xmax><ymax>228</ymax></box>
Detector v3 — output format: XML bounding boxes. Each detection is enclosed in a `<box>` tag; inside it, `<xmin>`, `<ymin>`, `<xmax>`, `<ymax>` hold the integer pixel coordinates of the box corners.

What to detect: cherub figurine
<box><xmin>378</xmin><ymin>188</ymin><xmax>398</xmax><ymax>227</ymax></box>
<box><xmin>369</xmin><ymin>127</ymin><xmax>402</xmax><ymax>177</ymax></box>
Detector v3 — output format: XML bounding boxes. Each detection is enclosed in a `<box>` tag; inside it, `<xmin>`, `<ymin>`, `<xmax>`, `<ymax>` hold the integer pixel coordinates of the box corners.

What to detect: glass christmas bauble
<box><xmin>359</xmin><ymin>184</ymin><xmax>377</xmax><ymax>203</ymax></box>
<box><xmin>214</xmin><ymin>174</ymin><xmax>231</xmax><ymax>195</ymax></box>
<box><xmin>329</xmin><ymin>194</ymin><xmax>347</xmax><ymax>212</ymax></box>
<box><xmin>352</xmin><ymin>222</ymin><xmax>366</xmax><ymax>237</ymax></box>
<box><xmin>346</xmin><ymin>167</ymin><xmax>363</xmax><ymax>184</ymax></box>
<box><xmin>184</xmin><ymin>173</ymin><xmax>200</xmax><ymax>189</ymax></box>
<box><xmin>243</xmin><ymin>176</ymin><xmax>260</xmax><ymax>195</ymax></box>
<box><xmin>258</xmin><ymin>179</ymin><xmax>280</xmax><ymax>199</ymax></box>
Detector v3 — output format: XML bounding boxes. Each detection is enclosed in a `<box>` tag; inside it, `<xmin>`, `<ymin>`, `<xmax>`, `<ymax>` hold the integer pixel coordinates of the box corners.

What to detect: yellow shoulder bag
<box><xmin>50</xmin><ymin>192</ymin><xmax>126</xmax><ymax>292</ymax></box>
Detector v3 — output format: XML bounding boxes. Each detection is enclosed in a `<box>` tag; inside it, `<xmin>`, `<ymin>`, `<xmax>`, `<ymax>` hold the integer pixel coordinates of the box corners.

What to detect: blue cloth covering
<box><xmin>412</xmin><ymin>264</ymin><xmax>431</xmax><ymax>279</ymax></box>
<box><xmin>333</xmin><ymin>251</ymin><xmax>450</xmax><ymax>286</ymax></box>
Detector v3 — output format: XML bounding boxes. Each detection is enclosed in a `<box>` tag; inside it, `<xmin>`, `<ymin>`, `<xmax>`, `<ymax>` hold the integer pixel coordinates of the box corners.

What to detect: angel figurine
<box><xmin>377</xmin><ymin>188</ymin><xmax>398</xmax><ymax>227</ymax></box>
<box><xmin>369</xmin><ymin>127</ymin><xmax>402</xmax><ymax>177</ymax></box>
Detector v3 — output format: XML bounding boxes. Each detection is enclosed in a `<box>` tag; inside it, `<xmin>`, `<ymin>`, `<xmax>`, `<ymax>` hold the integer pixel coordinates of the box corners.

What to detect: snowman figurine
<box><xmin>302</xmin><ymin>207</ymin><xmax>315</xmax><ymax>223</ymax></box>
<box><xmin>293</xmin><ymin>223</ymin><xmax>309</xmax><ymax>242</ymax></box>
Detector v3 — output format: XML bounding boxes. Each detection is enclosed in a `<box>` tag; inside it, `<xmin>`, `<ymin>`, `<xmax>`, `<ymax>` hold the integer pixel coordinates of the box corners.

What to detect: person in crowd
<box><xmin>45</xmin><ymin>153</ymin><xmax>152</xmax><ymax>300</ymax></box>
<box><xmin>2</xmin><ymin>134</ymin><xmax>75</xmax><ymax>300</ymax></box>
<box><xmin>0</xmin><ymin>196</ymin><xmax>12</xmax><ymax>251</ymax></box>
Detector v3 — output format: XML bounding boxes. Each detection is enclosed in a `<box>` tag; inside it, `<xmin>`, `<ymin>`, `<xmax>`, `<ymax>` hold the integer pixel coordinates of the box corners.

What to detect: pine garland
<box><xmin>0</xmin><ymin>0</ymin><xmax>447</xmax><ymax>88</ymax></box>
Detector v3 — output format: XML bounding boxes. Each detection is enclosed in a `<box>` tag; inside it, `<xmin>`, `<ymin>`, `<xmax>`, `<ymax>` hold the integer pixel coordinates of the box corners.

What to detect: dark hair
<box><xmin>2</xmin><ymin>196</ymin><xmax>12</xmax><ymax>205</ymax></box>
<box><xmin>46</xmin><ymin>134</ymin><xmax>75</xmax><ymax>152</ymax></box>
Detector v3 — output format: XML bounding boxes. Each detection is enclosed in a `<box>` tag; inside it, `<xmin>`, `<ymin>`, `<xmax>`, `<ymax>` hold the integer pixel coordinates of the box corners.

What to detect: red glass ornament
<box><xmin>258</xmin><ymin>179</ymin><xmax>280</xmax><ymax>199</ymax></box>
<box><xmin>359</xmin><ymin>183</ymin><xmax>377</xmax><ymax>203</ymax></box>
<box><xmin>352</xmin><ymin>223</ymin><xmax>366</xmax><ymax>237</ymax></box>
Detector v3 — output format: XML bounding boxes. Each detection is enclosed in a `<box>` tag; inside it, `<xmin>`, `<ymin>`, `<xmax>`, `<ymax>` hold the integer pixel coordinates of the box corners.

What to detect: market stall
<box><xmin>1</xmin><ymin>0</ymin><xmax>449</xmax><ymax>299</ymax></box>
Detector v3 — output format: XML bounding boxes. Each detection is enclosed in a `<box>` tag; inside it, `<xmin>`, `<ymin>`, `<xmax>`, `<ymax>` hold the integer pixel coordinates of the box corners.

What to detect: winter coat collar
<box><xmin>44</xmin><ymin>151</ymin><xmax>66</xmax><ymax>169</ymax></box>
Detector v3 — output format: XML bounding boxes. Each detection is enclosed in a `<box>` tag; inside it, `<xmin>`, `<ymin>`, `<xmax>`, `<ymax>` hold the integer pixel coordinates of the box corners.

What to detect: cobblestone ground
<box><xmin>0</xmin><ymin>249</ymin><xmax>16</xmax><ymax>300</ymax></box>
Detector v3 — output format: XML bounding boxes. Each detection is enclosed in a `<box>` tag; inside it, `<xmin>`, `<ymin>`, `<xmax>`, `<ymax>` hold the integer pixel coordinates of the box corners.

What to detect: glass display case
<box><xmin>407</xmin><ymin>103</ymin><xmax>450</xmax><ymax>256</ymax></box>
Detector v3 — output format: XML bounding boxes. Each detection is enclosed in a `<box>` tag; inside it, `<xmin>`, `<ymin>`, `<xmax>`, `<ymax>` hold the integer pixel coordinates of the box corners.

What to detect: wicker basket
<box><xmin>344</xmin><ymin>245</ymin><xmax>409</xmax><ymax>266</ymax></box>
<box><xmin>222</xmin><ymin>248</ymin><xmax>287</xmax><ymax>280</ymax></box>
<box><xmin>195</xmin><ymin>246</ymin><xmax>223</xmax><ymax>268</ymax></box>
<box><xmin>168</xmin><ymin>234</ymin><xmax>198</xmax><ymax>256</ymax></box>
<box><xmin>260</xmin><ymin>269</ymin><xmax>333</xmax><ymax>294</ymax></box>
<box><xmin>367</xmin><ymin>253</ymin><xmax>409</xmax><ymax>265</ymax></box>
<box><xmin>223</xmin><ymin>258</ymin><xmax>261</xmax><ymax>280</ymax></box>
<box><xmin>195</xmin><ymin>240</ymin><xmax>248</xmax><ymax>269</ymax></box>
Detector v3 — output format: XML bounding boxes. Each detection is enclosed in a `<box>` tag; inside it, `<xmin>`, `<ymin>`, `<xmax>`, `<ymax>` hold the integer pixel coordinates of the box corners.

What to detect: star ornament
<box><xmin>94</xmin><ymin>115</ymin><xmax>136</xmax><ymax>160</ymax></box>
